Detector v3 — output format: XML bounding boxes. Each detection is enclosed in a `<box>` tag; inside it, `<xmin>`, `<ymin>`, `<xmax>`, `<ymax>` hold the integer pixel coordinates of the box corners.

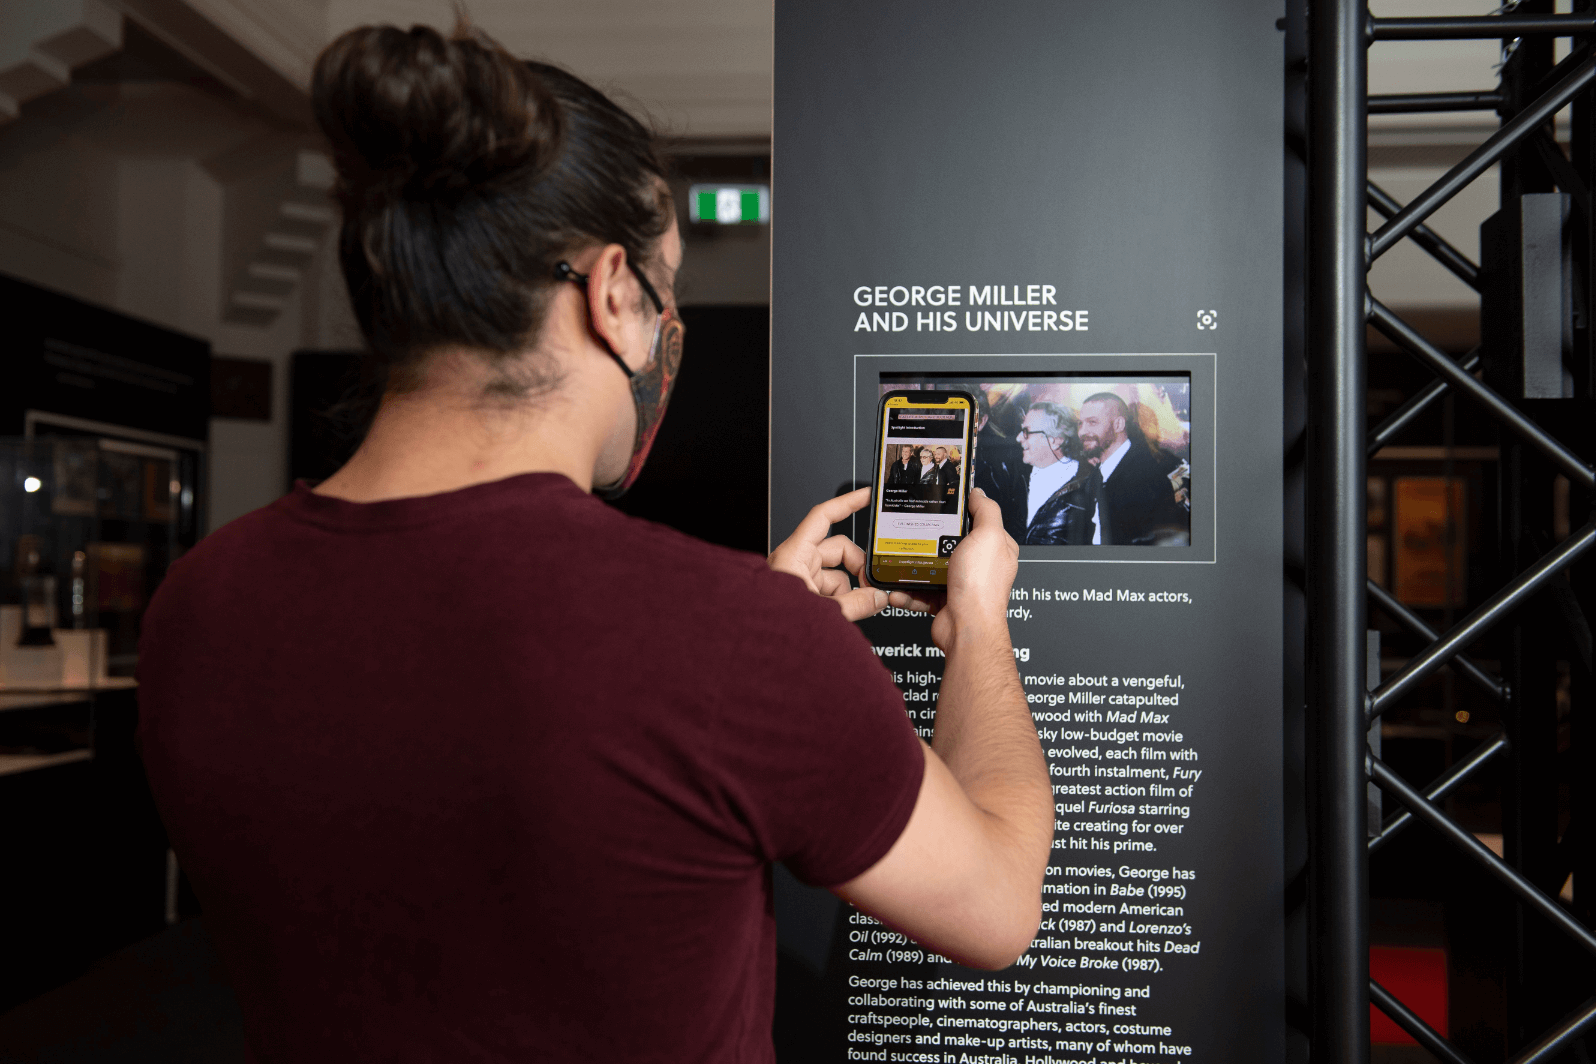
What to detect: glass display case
<box><xmin>1</xmin><ymin>429</ymin><xmax>201</xmax><ymax>773</ymax></box>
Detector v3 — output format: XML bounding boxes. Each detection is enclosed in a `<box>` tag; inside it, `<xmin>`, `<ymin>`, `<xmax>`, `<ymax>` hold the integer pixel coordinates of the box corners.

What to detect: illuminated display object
<box><xmin>688</xmin><ymin>184</ymin><xmax>769</xmax><ymax>225</ymax></box>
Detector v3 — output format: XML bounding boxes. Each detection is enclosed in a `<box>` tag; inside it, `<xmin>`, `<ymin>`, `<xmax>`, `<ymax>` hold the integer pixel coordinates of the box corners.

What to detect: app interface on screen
<box><xmin>872</xmin><ymin>395</ymin><xmax>971</xmax><ymax>584</ymax></box>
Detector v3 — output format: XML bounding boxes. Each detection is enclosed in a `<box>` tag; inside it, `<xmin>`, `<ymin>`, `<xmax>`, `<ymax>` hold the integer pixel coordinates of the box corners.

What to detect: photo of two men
<box><xmin>881</xmin><ymin>379</ymin><xmax>1192</xmax><ymax>547</ymax></box>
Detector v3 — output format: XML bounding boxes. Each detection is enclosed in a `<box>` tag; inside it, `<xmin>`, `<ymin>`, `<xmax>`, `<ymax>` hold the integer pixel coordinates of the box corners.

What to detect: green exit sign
<box><xmin>688</xmin><ymin>184</ymin><xmax>769</xmax><ymax>225</ymax></box>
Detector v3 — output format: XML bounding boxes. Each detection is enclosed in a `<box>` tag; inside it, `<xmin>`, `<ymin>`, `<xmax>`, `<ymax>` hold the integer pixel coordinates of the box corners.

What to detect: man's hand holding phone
<box><xmin>833</xmin><ymin>484</ymin><xmax>1047</xmax><ymax>972</ymax></box>
<box><xmin>769</xmin><ymin>488</ymin><xmax>939</xmax><ymax>621</ymax></box>
<box><xmin>775</xmin><ymin>483</ymin><xmax>1044</xmax><ymax>971</ymax></box>
<box><xmin>932</xmin><ymin>488</ymin><xmax>1018</xmax><ymax>655</ymax></box>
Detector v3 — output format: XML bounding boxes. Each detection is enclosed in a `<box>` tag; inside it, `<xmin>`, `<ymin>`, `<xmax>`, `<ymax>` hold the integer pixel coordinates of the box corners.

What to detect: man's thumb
<box><xmin>838</xmin><ymin>586</ymin><xmax>889</xmax><ymax>622</ymax></box>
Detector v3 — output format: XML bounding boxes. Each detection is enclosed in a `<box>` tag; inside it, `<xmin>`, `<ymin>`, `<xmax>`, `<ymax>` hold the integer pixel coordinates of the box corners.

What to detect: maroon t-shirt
<box><xmin>137</xmin><ymin>473</ymin><xmax>923</xmax><ymax>1063</ymax></box>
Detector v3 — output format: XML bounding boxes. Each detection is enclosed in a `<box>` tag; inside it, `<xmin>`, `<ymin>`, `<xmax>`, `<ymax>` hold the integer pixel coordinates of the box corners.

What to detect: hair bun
<box><xmin>312</xmin><ymin>24</ymin><xmax>562</xmax><ymax>201</ymax></box>
<box><xmin>313</xmin><ymin>21</ymin><xmax>669</xmax><ymax>390</ymax></box>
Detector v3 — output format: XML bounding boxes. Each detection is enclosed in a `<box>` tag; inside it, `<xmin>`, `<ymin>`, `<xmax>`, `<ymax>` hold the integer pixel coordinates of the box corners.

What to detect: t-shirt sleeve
<box><xmin>706</xmin><ymin>566</ymin><xmax>927</xmax><ymax>889</ymax></box>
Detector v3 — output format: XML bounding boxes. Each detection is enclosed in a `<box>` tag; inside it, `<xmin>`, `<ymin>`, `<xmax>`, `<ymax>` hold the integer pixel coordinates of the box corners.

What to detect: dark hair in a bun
<box><xmin>313</xmin><ymin>23</ymin><xmax>672</xmax><ymax>394</ymax></box>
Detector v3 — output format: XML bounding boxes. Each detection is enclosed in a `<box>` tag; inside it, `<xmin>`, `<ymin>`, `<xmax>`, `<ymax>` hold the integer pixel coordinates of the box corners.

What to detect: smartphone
<box><xmin>866</xmin><ymin>390</ymin><xmax>977</xmax><ymax>591</ymax></box>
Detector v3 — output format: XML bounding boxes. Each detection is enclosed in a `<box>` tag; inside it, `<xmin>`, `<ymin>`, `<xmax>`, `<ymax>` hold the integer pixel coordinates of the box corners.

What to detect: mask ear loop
<box><xmin>553</xmin><ymin>260</ymin><xmax>640</xmax><ymax>381</ymax></box>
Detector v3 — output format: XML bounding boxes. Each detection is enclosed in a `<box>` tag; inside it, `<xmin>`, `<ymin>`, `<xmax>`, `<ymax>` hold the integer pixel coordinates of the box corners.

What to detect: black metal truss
<box><xmin>1366</xmin><ymin>582</ymin><xmax>1506</xmax><ymax>703</ymax></box>
<box><xmin>1306</xmin><ymin>1</ymin><xmax>1372</xmax><ymax>1058</ymax></box>
<box><xmin>1367</xmin><ymin>181</ymin><xmax>1480</xmax><ymax>288</ymax></box>
<box><xmin>1369</xmin><ymin>91</ymin><xmax>1504</xmax><ymax>115</ymax></box>
<box><xmin>1368</xmin><ymin>14</ymin><xmax>1596</xmax><ymax>41</ymax></box>
<box><xmin>1369</xmin><ymin>299</ymin><xmax>1596</xmax><ymax>488</ymax></box>
<box><xmin>1370</xmin><ymin>523</ymin><xmax>1596</xmax><ymax>717</ymax></box>
<box><xmin>1367</xmin><ymin>732</ymin><xmax>1508</xmax><ymax>855</ymax></box>
<box><xmin>1366</xmin><ymin>346</ymin><xmax>1482</xmax><ymax>456</ymax></box>
<box><xmin>1370</xmin><ymin>758</ymin><xmax>1596</xmax><ymax>1062</ymax></box>
<box><xmin>1368</xmin><ymin>57</ymin><xmax>1596</xmax><ymax>261</ymax></box>
<box><xmin>1309</xmin><ymin>4</ymin><xmax>1596</xmax><ymax>1062</ymax></box>
<box><xmin>1371</xmin><ymin>758</ymin><xmax>1596</xmax><ymax>956</ymax></box>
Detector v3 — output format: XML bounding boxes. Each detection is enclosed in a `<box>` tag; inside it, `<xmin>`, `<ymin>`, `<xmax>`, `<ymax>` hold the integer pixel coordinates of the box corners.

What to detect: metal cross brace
<box><xmin>1366</xmin><ymin>581</ymin><xmax>1507</xmax><ymax>702</ymax></box>
<box><xmin>1368</xmin><ymin>732</ymin><xmax>1509</xmax><ymax>854</ymax></box>
<box><xmin>1370</xmin><ymin>523</ymin><xmax>1596</xmax><ymax>718</ymax></box>
<box><xmin>1366</xmin><ymin>347</ymin><xmax>1482</xmax><ymax>457</ymax></box>
<box><xmin>1370</xmin><ymin>55</ymin><xmax>1596</xmax><ymax>260</ymax></box>
<box><xmin>1368</xmin><ymin>299</ymin><xmax>1596</xmax><ymax>490</ymax></box>
<box><xmin>1369</xmin><ymin>756</ymin><xmax>1596</xmax><ymax>955</ymax></box>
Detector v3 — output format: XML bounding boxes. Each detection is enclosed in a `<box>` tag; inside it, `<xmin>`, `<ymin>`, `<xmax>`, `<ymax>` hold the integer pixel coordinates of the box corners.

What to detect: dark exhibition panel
<box><xmin>771</xmin><ymin>2</ymin><xmax>1284</xmax><ymax>1061</ymax></box>
<box><xmin>0</xmin><ymin>273</ymin><xmax>212</xmax><ymax>446</ymax></box>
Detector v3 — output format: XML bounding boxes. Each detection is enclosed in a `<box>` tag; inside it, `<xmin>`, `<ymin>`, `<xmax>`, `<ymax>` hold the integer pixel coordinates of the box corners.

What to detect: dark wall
<box><xmin>608</xmin><ymin>305</ymin><xmax>769</xmax><ymax>554</ymax></box>
<box><xmin>0</xmin><ymin>690</ymin><xmax>168</xmax><ymax>1013</ymax></box>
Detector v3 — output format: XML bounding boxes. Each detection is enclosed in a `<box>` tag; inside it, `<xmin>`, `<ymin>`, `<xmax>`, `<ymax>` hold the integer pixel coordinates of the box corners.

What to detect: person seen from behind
<box><xmin>136</xmin><ymin>22</ymin><xmax>1051</xmax><ymax>1064</ymax></box>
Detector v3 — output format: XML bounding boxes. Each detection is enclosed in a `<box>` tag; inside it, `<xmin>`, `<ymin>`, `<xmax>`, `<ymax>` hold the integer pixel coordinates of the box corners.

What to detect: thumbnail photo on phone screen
<box><xmin>872</xmin><ymin>394</ymin><xmax>971</xmax><ymax>585</ymax></box>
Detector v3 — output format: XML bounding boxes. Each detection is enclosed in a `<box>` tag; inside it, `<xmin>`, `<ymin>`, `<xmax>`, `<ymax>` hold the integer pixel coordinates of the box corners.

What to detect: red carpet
<box><xmin>1371</xmin><ymin>945</ymin><xmax>1448</xmax><ymax>1044</ymax></box>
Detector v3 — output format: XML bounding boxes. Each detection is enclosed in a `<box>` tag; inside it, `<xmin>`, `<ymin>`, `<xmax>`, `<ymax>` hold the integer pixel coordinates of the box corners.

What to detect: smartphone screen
<box><xmin>868</xmin><ymin>391</ymin><xmax>974</xmax><ymax>588</ymax></box>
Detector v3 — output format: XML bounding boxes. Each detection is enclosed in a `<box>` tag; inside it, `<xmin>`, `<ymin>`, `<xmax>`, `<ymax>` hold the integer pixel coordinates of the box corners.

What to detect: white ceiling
<box><xmin>173</xmin><ymin>0</ymin><xmax>1565</xmax><ymax>146</ymax></box>
<box><xmin>327</xmin><ymin>1</ymin><xmax>772</xmax><ymax>138</ymax></box>
<box><xmin>59</xmin><ymin>0</ymin><xmax>1564</xmax><ymax>314</ymax></box>
<box><xmin>172</xmin><ymin>0</ymin><xmax>774</xmax><ymax>139</ymax></box>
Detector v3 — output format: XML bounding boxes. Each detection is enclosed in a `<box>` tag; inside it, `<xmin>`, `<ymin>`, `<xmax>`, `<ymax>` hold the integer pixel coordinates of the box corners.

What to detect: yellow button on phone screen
<box><xmin>877</xmin><ymin>539</ymin><xmax>936</xmax><ymax>554</ymax></box>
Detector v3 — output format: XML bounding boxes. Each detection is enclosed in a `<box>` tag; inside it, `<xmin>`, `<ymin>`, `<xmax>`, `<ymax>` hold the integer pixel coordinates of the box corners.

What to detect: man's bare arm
<box><xmin>834</xmin><ymin>490</ymin><xmax>1052</xmax><ymax>969</ymax></box>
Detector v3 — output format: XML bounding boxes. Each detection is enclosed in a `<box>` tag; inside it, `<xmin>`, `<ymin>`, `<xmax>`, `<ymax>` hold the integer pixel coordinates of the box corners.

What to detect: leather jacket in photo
<box><xmin>1024</xmin><ymin>468</ymin><xmax>1098</xmax><ymax>546</ymax></box>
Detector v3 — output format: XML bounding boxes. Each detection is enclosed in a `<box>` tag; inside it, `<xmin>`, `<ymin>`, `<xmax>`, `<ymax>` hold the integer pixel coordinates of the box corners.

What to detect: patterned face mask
<box><xmin>555</xmin><ymin>259</ymin><xmax>686</xmax><ymax>500</ymax></box>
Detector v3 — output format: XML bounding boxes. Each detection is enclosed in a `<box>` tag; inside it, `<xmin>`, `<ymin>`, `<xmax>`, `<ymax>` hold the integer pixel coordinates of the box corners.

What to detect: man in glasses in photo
<box><xmin>1017</xmin><ymin>401</ymin><xmax>1097</xmax><ymax>546</ymax></box>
